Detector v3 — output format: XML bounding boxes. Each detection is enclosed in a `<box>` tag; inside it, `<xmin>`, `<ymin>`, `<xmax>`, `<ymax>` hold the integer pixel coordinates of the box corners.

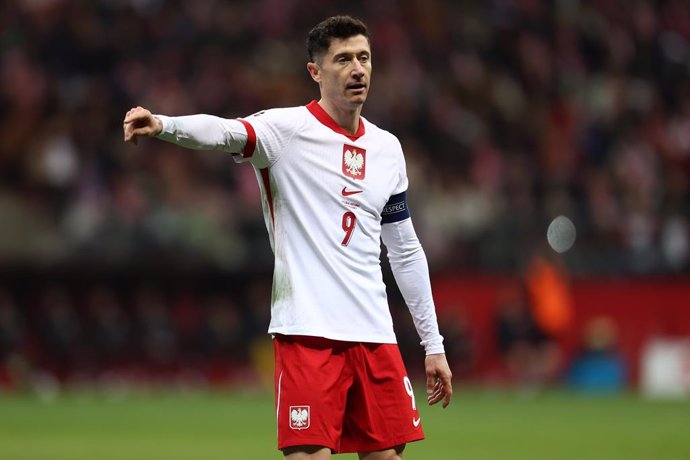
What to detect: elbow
<box><xmin>388</xmin><ymin>245</ymin><xmax>425</xmax><ymax>266</ymax></box>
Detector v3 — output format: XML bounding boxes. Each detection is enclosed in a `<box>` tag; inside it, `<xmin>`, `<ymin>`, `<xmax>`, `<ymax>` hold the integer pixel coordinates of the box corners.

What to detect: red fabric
<box><xmin>305</xmin><ymin>100</ymin><xmax>365</xmax><ymax>141</ymax></box>
<box><xmin>236</xmin><ymin>118</ymin><xmax>256</xmax><ymax>157</ymax></box>
<box><xmin>273</xmin><ymin>335</ymin><xmax>424</xmax><ymax>453</ymax></box>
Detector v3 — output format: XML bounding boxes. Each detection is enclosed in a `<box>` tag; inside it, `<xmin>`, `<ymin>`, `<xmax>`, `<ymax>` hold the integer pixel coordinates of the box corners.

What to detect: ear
<box><xmin>307</xmin><ymin>62</ymin><xmax>321</xmax><ymax>83</ymax></box>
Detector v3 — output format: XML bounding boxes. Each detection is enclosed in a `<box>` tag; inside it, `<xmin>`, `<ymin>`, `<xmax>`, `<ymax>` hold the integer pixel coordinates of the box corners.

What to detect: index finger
<box><xmin>123</xmin><ymin>106</ymin><xmax>147</xmax><ymax>122</ymax></box>
<box><xmin>123</xmin><ymin>112</ymin><xmax>141</xmax><ymax>124</ymax></box>
<box><xmin>441</xmin><ymin>376</ymin><xmax>453</xmax><ymax>408</ymax></box>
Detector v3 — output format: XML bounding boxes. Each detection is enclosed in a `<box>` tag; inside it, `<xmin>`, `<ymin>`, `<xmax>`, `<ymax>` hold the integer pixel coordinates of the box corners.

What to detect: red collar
<box><xmin>306</xmin><ymin>100</ymin><xmax>365</xmax><ymax>141</ymax></box>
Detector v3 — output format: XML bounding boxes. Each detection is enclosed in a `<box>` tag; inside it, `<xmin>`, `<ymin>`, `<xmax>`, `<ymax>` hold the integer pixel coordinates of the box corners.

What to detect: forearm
<box><xmin>155</xmin><ymin>114</ymin><xmax>248</xmax><ymax>152</ymax></box>
<box><xmin>382</xmin><ymin>219</ymin><xmax>444</xmax><ymax>355</ymax></box>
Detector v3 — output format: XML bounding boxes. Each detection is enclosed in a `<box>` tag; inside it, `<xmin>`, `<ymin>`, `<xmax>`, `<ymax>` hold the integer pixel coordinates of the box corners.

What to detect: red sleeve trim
<box><xmin>237</xmin><ymin>118</ymin><xmax>256</xmax><ymax>158</ymax></box>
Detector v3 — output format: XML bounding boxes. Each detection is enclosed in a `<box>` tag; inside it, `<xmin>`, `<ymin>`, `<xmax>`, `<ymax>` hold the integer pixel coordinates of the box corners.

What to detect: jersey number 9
<box><xmin>341</xmin><ymin>211</ymin><xmax>357</xmax><ymax>246</ymax></box>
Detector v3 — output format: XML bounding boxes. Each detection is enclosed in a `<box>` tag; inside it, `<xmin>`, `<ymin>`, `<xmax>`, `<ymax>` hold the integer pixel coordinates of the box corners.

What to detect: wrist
<box><xmin>421</xmin><ymin>336</ymin><xmax>445</xmax><ymax>355</ymax></box>
<box><xmin>153</xmin><ymin>116</ymin><xmax>163</xmax><ymax>136</ymax></box>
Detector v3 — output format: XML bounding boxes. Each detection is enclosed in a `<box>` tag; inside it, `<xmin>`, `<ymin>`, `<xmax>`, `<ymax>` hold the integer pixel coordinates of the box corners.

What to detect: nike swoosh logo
<box><xmin>341</xmin><ymin>187</ymin><xmax>363</xmax><ymax>196</ymax></box>
<box><xmin>412</xmin><ymin>417</ymin><xmax>421</xmax><ymax>427</ymax></box>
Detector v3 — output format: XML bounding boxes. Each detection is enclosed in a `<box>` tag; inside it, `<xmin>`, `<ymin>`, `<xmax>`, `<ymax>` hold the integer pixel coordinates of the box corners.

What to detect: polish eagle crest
<box><xmin>342</xmin><ymin>145</ymin><xmax>366</xmax><ymax>180</ymax></box>
<box><xmin>289</xmin><ymin>406</ymin><xmax>310</xmax><ymax>430</ymax></box>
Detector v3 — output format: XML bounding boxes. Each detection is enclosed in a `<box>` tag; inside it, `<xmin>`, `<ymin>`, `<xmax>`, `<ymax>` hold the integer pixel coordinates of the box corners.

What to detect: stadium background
<box><xmin>0</xmin><ymin>0</ymin><xmax>689</xmax><ymax>458</ymax></box>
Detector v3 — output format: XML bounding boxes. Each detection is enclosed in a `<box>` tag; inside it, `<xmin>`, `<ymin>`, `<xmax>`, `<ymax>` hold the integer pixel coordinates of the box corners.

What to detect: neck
<box><xmin>317</xmin><ymin>99</ymin><xmax>362</xmax><ymax>135</ymax></box>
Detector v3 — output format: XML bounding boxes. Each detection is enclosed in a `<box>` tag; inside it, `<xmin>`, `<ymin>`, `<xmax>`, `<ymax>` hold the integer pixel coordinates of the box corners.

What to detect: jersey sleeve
<box><xmin>232</xmin><ymin>108</ymin><xmax>302</xmax><ymax>169</ymax></box>
<box><xmin>155</xmin><ymin>114</ymin><xmax>249</xmax><ymax>152</ymax></box>
<box><xmin>381</xmin><ymin>136</ymin><xmax>410</xmax><ymax>224</ymax></box>
<box><xmin>392</xmin><ymin>136</ymin><xmax>409</xmax><ymax>195</ymax></box>
<box><xmin>381</xmin><ymin>190</ymin><xmax>410</xmax><ymax>224</ymax></box>
<box><xmin>381</xmin><ymin>218</ymin><xmax>445</xmax><ymax>355</ymax></box>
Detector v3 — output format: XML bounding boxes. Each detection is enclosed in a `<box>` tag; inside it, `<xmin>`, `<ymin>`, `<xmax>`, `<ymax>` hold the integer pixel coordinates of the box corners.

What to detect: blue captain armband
<box><xmin>381</xmin><ymin>191</ymin><xmax>410</xmax><ymax>224</ymax></box>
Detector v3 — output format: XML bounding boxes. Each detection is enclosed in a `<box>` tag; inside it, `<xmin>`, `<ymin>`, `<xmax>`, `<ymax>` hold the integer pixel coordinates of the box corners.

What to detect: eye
<box><xmin>360</xmin><ymin>54</ymin><xmax>370</xmax><ymax>63</ymax></box>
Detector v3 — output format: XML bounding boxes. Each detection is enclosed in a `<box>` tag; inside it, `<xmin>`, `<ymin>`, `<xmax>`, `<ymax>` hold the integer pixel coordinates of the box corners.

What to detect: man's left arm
<box><xmin>381</xmin><ymin>205</ymin><xmax>453</xmax><ymax>408</ymax></box>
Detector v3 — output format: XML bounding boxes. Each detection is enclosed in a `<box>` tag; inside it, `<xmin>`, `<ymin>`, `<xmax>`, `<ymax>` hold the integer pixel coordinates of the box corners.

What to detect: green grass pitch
<box><xmin>0</xmin><ymin>388</ymin><xmax>688</xmax><ymax>460</ymax></box>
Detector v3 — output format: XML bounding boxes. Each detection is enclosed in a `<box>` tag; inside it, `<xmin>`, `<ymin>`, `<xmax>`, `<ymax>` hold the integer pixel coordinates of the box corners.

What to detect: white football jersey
<box><xmin>232</xmin><ymin>101</ymin><xmax>408</xmax><ymax>343</ymax></box>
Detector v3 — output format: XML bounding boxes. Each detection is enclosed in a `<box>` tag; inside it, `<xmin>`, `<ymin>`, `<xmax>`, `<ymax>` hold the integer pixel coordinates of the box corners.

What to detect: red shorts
<box><xmin>273</xmin><ymin>335</ymin><xmax>424</xmax><ymax>454</ymax></box>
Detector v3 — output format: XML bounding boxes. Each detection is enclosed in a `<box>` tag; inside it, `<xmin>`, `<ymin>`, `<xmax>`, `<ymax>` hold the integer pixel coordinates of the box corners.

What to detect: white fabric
<box><xmin>155</xmin><ymin>104</ymin><xmax>444</xmax><ymax>353</ymax></box>
<box><xmin>156</xmin><ymin>114</ymin><xmax>248</xmax><ymax>152</ymax></box>
<box><xmin>381</xmin><ymin>219</ymin><xmax>444</xmax><ymax>354</ymax></box>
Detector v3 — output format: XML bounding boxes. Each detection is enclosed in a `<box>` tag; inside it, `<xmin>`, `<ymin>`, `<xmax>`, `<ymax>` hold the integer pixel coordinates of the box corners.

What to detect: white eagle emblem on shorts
<box><xmin>289</xmin><ymin>406</ymin><xmax>310</xmax><ymax>430</ymax></box>
<box><xmin>342</xmin><ymin>145</ymin><xmax>366</xmax><ymax>180</ymax></box>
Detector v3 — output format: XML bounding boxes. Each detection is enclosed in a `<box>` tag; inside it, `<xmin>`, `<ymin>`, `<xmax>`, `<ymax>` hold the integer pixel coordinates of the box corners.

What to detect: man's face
<box><xmin>309</xmin><ymin>34</ymin><xmax>372</xmax><ymax>109</ymax></box>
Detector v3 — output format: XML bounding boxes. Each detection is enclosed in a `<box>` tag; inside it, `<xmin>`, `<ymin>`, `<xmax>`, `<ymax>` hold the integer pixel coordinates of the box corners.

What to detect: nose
<box><xmin>352</xmin><ymin>60</ymin><xmax>365</xmax><ymax>78</ymax></box>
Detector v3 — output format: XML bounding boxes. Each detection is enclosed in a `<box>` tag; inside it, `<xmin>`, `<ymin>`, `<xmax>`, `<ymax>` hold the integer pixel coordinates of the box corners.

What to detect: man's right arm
<box><xmin>123</xmin><ymin>106</ymin><xmax>248</xmax><ymax>153</ymax></box>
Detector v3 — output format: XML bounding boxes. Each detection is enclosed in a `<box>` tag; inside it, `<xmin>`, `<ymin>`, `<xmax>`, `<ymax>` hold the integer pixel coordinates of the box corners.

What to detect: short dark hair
<box><xmin>306</xmin><ymin>16</ymin><xmax>370</xmax><ymax>62</ymax></box>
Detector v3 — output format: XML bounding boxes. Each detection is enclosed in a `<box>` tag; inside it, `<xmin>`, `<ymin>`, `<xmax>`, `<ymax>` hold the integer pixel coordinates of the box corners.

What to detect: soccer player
<box><xmin>123</xmin><ymin>15</ymin><xmax>452</xmax><ymax>460</ymax></box>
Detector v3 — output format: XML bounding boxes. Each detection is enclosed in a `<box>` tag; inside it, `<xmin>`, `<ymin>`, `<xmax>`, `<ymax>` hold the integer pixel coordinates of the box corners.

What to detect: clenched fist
<box><xmin>123</xmin><ymin>106</ymin><xmax>163</xmax><ymax>144</ymax></box>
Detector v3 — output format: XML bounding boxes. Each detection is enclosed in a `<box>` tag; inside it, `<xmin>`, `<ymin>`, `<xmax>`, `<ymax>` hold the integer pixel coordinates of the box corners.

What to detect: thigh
<box><xmin>358</xmin><ymin>444</ymin><xmax>405</xmax><ymax>460</ymax></box>
<box><xmin>274</xmin><ymin>335</ymin><xmax>354</xmax><ymax>453</ymax></box>
<box><xmin>283</xmin><ymin>445</ymin><xmax>332</xmax><ymax>460</ymax></box>
<box><xmin>340</xmin><ymin>343</ymin><xmax>424</xmax><ymax>453</ymax></box>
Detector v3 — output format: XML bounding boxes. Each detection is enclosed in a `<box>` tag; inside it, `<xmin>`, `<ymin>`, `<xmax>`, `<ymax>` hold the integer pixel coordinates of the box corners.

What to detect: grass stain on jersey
<box><xmin>271</xmin><ymin>263</ymin><xmax>293</xmax><ymax>306</ymax></box>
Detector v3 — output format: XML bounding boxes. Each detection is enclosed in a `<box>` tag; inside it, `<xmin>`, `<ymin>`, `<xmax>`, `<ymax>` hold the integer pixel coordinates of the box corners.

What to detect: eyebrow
<box><xmin>333</xmin><ymin>50</ymin><xmax>370</xmax><ymax>60</ymax></box>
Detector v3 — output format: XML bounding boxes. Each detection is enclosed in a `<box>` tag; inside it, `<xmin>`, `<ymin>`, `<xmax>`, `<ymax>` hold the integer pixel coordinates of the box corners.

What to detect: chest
<box><xmin>271</xmin><ymin>128</ymin><xmax>401</xmax><ymax>216</ymax></box>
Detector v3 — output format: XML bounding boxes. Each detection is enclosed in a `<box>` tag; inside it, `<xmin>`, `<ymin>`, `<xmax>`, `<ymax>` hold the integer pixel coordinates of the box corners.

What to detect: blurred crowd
<box><xmin>1</xmin><ymin>274</ymin><xmax>461</xmax><ymax>391</ymax></box>
<box><xmin>0</xmin><ymin>276</ymin><xmax>275</xmax><ymax>390</ymax></box>
<box><xmin>1</xmin><ymin>0</ymin><xmax>689</xmax><ymax>274</ymax></box>
<box><xmin>1</xmin><ymin>267</ymin><xmax>630</xmax><ymax>393</ymax></box>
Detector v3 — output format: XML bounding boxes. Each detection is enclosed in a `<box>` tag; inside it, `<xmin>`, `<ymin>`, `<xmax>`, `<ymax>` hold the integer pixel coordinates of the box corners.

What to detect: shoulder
<box><xmin>242</xmin><ymin>105</ymin><xmax>308</xmax><ymax>130</ymax></box>
<box><xmin>362</xmin><ymin>116</ymin><xmax>403</xmax><ymax>152</ymax></box>
<box><xmin>249</xmin><ymin>105</ymin><xmax>306</xmax><ymax>118</ymax></box>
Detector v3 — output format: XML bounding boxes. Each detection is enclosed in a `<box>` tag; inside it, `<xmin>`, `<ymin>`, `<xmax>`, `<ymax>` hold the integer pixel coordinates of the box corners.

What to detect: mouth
<box><xmin>346</xmin><ymin>82</ymin><xmax>367</xmax><ymax>92</ymax></box>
